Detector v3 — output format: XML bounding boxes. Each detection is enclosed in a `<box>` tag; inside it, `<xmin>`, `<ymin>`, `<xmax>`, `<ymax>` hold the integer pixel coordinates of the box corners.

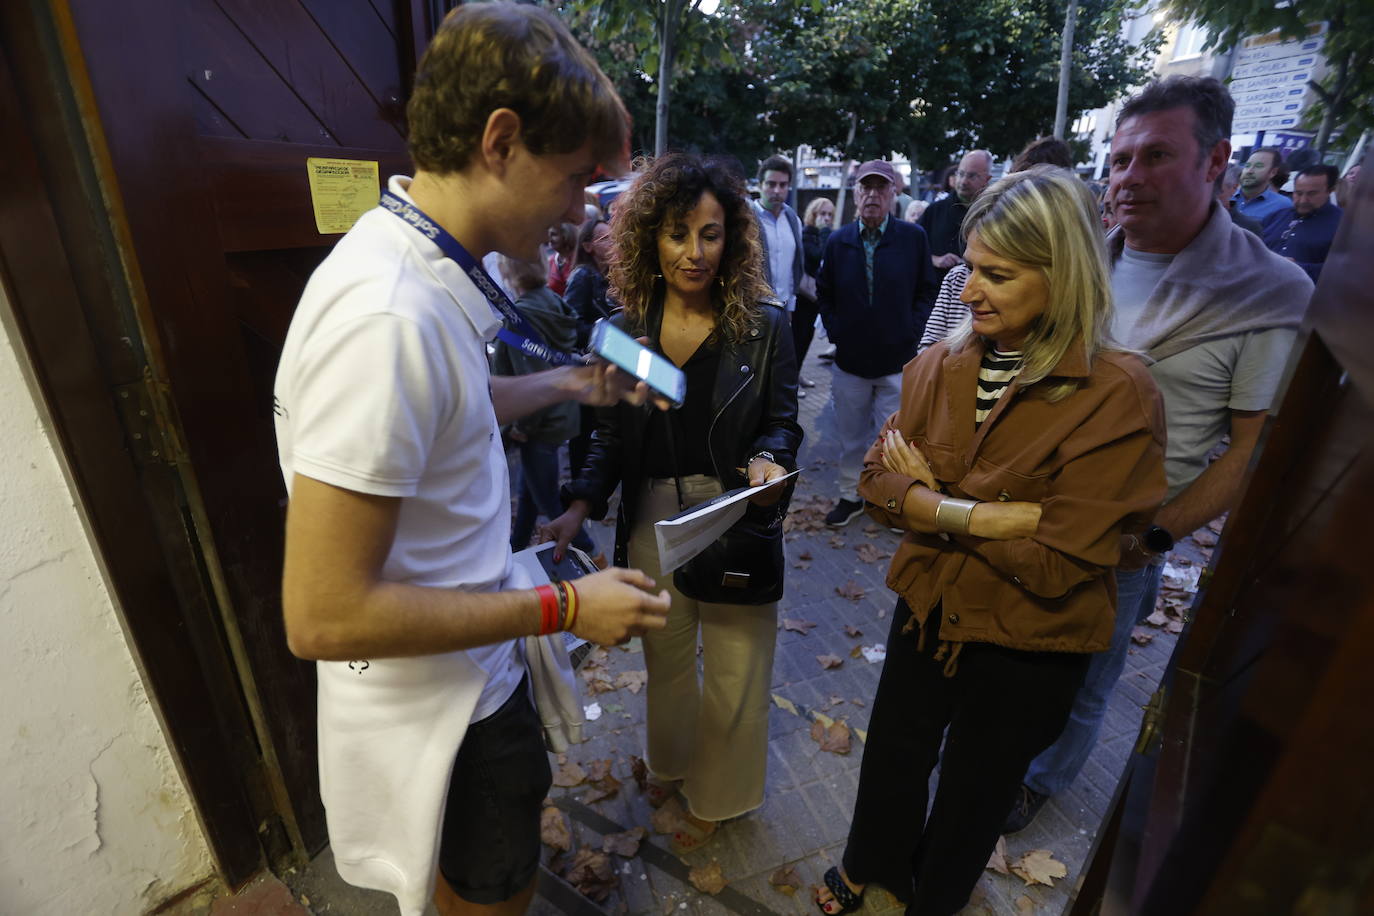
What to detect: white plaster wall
<box><xmin>0</xmin><ymin>293</ymin><xmax>213</xmax><ymax>914</ymax></box>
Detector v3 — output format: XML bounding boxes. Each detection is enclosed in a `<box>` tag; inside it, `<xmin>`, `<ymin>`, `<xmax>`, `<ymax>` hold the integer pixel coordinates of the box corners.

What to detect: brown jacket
<box><xmin>859</xmin><ymin>337</ymin><xmax>1167</xmax><ymax>657</ymax></box>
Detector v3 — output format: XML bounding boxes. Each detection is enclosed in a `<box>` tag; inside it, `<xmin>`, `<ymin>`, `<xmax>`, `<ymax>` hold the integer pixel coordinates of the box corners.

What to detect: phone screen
<box><xmin>590</xmin><ymin>320</ymin><xmax>688</xmax><ymax>407</ymax></box>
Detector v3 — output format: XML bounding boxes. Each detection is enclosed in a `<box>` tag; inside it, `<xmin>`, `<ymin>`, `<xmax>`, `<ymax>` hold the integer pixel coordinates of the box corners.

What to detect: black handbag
<box><xmin>664</xmin><ymin>414</ymin><xmax>791</xmax><ymax>605</ymax></box>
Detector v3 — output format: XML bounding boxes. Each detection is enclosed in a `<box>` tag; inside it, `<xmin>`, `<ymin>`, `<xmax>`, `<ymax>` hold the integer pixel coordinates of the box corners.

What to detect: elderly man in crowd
<box><xmin>816</xmin><ymin>160</ymin><xmax>938</xmax><ymax>527</ymax></box>
<box><xmin>919</xmin><ymin>149</ymin><xmax>992</xmax><ymax>279</ymax></box>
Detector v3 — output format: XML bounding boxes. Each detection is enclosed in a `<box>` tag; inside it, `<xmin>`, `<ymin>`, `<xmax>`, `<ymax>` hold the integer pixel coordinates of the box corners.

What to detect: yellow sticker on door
<box><xmin>306</xmin><ymin>157</ymin><xmax>380</xmax><ymax>234</ymax></box>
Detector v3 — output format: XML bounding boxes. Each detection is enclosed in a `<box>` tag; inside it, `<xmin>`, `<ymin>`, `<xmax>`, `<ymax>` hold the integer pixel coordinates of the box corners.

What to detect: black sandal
<box><xmin>815</xmin><ymin>866</ymin><xmax>864</xmax><ymax>915</ymax></box>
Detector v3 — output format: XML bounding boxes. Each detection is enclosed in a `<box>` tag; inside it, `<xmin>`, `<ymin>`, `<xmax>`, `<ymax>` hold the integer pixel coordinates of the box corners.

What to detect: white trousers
<box><xmin>831</xmin><ymin>368</ymin><xmax>903</xmax><ymax>501</ymax></box>
<box><xmin>627</xmin><ymin>476</ymin><xmax>778</xmax><ymax>821</ymax></box>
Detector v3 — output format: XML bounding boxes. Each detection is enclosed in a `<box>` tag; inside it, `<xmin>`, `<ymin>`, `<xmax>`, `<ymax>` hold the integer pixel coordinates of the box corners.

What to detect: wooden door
<box><xmin>1071</xmin><ymin>163</ymin><xmax>1374</xmax><ymax>912</ymax></box>
<box><xmin>50</xmin><ymin>0</ymin><xmax>444</xmax><ymax>868</ymax></box>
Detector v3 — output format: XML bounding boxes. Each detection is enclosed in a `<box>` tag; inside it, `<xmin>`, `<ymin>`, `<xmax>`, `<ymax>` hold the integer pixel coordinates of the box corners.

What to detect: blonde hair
<box><xmin>803</xmin><ymin>196</ymin><xmax>835</xmax><ymax>227</ymax></box>
<box><xmin>948</xmin><ymin>165</ymin><xmax>1116</xmax><ymax>401</ymax></box>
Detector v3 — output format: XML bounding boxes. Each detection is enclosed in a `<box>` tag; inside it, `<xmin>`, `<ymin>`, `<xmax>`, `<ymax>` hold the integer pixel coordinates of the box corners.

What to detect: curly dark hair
<box><xmin>609</xmin><ymin>153</ymin><xmax>772</xmax><ymax>345</ymax></box>
<box><xmin>406</xmin><ymin>3</ymin><xmax>629</xmax><ymax>175</ymax></box>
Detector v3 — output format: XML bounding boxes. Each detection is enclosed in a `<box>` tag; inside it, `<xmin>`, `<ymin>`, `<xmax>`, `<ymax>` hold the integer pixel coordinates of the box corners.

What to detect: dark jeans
<box><xmin>511</xmin><ymin>439</ymin><xmax>594</xmax><ymax>553</ymax></box>
<box><xmin>843</xmin><ymin>599</ymin><xmax>1089</xmax><ymax>914</ymax></box>
<box><xmin>792</xmin><ymin>295</ymin><xmax>818</xmax><ymax>368</ymax></box>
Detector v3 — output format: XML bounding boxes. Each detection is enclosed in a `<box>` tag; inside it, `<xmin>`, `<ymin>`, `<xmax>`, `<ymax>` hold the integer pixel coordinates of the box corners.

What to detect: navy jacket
<box><xmin>816</xmin><ymin>218</ymin><xmax>939</xmax><ymax>378</ymax></box>
<box><xmin>1261</xmin><ymin>201</ymin><xmax>1342</xmax><ymax>283</ymax></box>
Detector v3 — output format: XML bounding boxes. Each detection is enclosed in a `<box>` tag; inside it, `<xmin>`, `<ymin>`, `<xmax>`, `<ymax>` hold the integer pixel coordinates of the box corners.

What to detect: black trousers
<box><xmin>792</xmin><ymin>294</ymin><xmax>818</xmax><ymax>368</ymax></box>
<box><xmin>842</xmin><ymin>599</ymin><xmax>1089</xmax><ymax>914</ymax></box>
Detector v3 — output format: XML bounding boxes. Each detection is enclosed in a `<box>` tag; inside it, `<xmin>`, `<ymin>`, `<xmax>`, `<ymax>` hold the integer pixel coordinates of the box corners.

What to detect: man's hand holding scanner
<box><xmin>563</xmin><ymin>566</ymin><xmax>671</xmax><ymax>646</ymax></box>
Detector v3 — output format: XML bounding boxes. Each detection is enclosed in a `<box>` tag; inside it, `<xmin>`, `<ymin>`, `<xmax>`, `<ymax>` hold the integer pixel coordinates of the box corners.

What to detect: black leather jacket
<box><xmin>562</xmin><ymin>298</ymin><xmax>803</xmax><ymax>567</ymax></box>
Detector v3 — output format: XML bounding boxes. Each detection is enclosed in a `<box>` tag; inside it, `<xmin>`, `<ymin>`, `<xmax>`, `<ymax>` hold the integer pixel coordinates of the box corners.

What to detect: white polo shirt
<box><xmin>273</xmin><ymin>176</ymin><xmax>527</xmax><ymax>913</ymax></box>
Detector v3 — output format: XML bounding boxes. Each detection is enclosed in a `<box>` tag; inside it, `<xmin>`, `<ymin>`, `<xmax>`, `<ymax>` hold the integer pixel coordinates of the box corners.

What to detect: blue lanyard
<box><xmin>380</xmin><ymin>190</ymin><xmax>583</xmax><ymax>366</ymax></box>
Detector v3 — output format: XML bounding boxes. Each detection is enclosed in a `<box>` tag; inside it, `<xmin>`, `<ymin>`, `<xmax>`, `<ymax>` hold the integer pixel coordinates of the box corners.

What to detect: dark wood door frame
<box><xmin>1</xmin><ymin>0</ymin><xmax>451</xmax><ymax>891</ymax></box>
<box><xmin>0</xmin><ymin>3</ymin><xmax>272</xmax><ymax>887</ymax></box>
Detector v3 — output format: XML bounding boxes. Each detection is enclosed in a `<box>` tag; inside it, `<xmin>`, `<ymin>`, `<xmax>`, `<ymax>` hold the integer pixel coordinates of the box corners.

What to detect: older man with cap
<box><xmin>816</xmin><ymin>159</ymin><xmax>939</xmax><ymax>526</ymax></box>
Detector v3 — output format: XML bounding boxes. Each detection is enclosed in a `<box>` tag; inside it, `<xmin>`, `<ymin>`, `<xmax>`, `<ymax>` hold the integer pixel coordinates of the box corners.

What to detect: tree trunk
<box><xmin>834</xmin><ymin>111</ymin><xmax>859</xmax><ymax>225</ymax></box>
<box><xmin>654</xmin><ymin>0</ymin><xmax>685</xmax><ymax>157</ymax></box>
<box><xmin>1053</xmin><ymin>0</ymin><xmax>1078</xmax><ymax>140</ymax></box>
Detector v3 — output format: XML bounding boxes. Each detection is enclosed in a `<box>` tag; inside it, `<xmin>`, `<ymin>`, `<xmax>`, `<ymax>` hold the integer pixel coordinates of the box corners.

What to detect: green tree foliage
<box><xmin>1167</xmin><ymin>0</ymin><xmax>1374</xmax><ymax>153</ymax></box>
<box><xmin>555</xmin><ymin>0</ymin><xmax>1155</xmax><ymax>170</ymax></box>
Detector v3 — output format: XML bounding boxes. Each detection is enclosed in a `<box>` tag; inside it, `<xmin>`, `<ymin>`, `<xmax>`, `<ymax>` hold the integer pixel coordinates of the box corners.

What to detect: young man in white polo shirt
<box><xmin>273</xmin><ymin>6</ymin><xmax>670</xmax><ymax>915</ymax></box>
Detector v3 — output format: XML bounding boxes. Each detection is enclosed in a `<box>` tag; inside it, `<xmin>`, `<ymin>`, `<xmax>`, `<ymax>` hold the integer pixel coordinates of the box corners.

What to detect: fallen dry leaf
<box><xmin>629</xmin><ymin>755</ymin><xmax>648</xmax><ymax>791</ymax></box>
<box><xmin>856</xmin><ymin>542</ymin><xmax>890</xmax><ymax>564</ymax></box>
<box><xmin>852</xmin><ymin>698</ymin><xmax>866</xmax><ymax>707</ymax></box>
<box><xmin>539</xmin><ymin>805</ymin><xmax>572</xmax><ymax>852</ymax></box>
<box><xmin>818</xmin><ymin>654</ymin><xmax>844</xmax><ymax>669</ymax></box>
<box><xmin>836</xmin><ymin>580</ymin><xmax>866</xmax><ymax>602</ymax></box>
<box><xmin>688</xmin><ymin>861</ymin><xmax>728</xmax><ymax>895</ymax></box>
<box><xmin>552</xmin><ymin>760</ymin><xmax>587</xmax><ymax>787</ymax></box>
<box><xmin>1165</xmin><ymin>618</ymin><xmax>1185</xmax><ymax>634</ymax></box>
<box><xmin>564</xmin><ymin>848</ymin><xmax>619</xmax><ymax>901</ymax></box>
<box><xmin>783</xmin><ymin>618</ymin><xmax>818</xmax><ymax>636</ymax></box>
<box><xmin>849</xmin><ymin>645</ymin><xmax>863</xmax><ymax>658</ymax></box>
<box><xmin>769</xmin><ymin>867</ymin><xmax>803</xmax><ymax>895</ymax></box>
<box><xmin>1144</xmin><ymin>608</ymin><xmax>1170</xmax><ymax>627</ymax></box>
<box><xmin>793</xmin><ymin>560</ymin><xmax>812</xmax><ymax>570</ymax></box>
<box><xmin>1010</xmin><ymin>849</ymin><xmax>1068</xmax><ymax>887</ymax></box>
<box><xmin>1130</xmin><ymin>626</ymin><xmax>1155</xmax><ymax>646</ymax></box>
<box><xmin>810</xmin><ymin>718</ymin><xmax>853</xmax><ymax>754</ymax></box>
<box><xmin>614</xmin><ymin>670</ymin><xmax>648</xmax><ymax>694</ymax></box>
<box><xmin>1191</xmin><ymin>527</ymin><xmax>1219</xmax><ymax>547</ymax></box>
<box><xmin>985</xmin><ymin>835</ymin><xmax>1009</xmax><ymax>875</ymax></box>
<box><xmin>581</xmin><ymin>667</ymin><xmax>617</xmax><ymax>695</ymax></box>
<box><xmin>844</xmin><ymin>624</ymin><xmax>864</xmax><ymax>638</ymax></box>
<box><xmin>583</xmin><ymin>759</ymin><xmax>621</xmax><ymax>803</ymax></box>
<box><xmin>1015</xmin><ymin>895</ymin><xmax>1037</xmax><ymax>915</ymax></box>
<box><xmin>827</xmin><ymin>695</ymin><xmax>845</xmax><ymax>708</ymax></box>
<box><xmin>649</xmin><ymin>801</ymin><xmax>684</xmax><ymax>835</ymax></box>
<box><xmin>772</xmin><ymin>693</ymin><xmax>799</xmax><ymax>716</ymax></box>
<box><xmin>602</xmin><ymin>826</ymin><xmax>646</xmax><ymax>857</ymax></box>
<box><xmin>1208</xmin><ymin>516</ymin><xmax>1226</xmax><ymax>534</ymax></box>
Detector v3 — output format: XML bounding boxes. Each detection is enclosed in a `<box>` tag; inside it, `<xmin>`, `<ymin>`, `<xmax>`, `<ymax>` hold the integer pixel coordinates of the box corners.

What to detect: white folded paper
<box><xmin>653</xmin><ymin>470</ymin><xmax>799</xmax><ymax>573</ymax></box>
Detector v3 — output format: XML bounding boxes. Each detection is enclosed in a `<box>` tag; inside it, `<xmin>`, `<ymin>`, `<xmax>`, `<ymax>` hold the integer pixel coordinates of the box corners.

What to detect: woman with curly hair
<box><xmin>548</xmin><ymin>153</ymin><xmax>802</xmax><ymax>852</ymax></box>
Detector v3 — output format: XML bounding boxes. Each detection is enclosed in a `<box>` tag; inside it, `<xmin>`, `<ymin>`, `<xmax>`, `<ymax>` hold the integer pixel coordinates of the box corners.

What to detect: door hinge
<box><xmin>114</xmin><ymin>369</ymin><xmax>186</xmax><ymax>467</ymax></box>
<box><xmin>1134</xmin><ymin>686</ymin><xmax>1168</xmax><ymax>756</ymax></box>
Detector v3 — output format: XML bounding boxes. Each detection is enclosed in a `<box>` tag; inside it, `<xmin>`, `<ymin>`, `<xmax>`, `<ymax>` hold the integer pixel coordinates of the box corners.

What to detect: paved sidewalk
<box><xmin>525</xmin><ymin>341</ymin><xmax>1188</xmax><ymax>916</ymax></box>
<box><xmin>268</xmin><ymin>339</ymin><xmax>1190</xmax><ymax>916</ymax></box>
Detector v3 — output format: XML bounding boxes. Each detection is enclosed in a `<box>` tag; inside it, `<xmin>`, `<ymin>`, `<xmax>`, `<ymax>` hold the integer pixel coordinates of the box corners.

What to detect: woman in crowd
<box><xmin>564</xmin><ymin>216</ymin><xmax>615</xmax><ymax>349</ymax></box>
<box><xmin>815</xmin><ymin>167</ymin><xmax>1166</xmax><ymax>915</ymax></box>
<box><xmin>490</xmin><ymin>255</ymin><xmax>602</xmax><ymax>563</ymax></box>
<box><xmin>795</xmin><ymin>196</ymin><xmax>835</xmax><ymax>386</ymax></box>
<box><xmin>548</xmin><ymin>152</ymin><xmax>802</xmax><ymax>853</ymax></box>
<box><xmin>545</xmin><ymin>221</ymin><xmax>578</xmax><ymax>296</ymax></box>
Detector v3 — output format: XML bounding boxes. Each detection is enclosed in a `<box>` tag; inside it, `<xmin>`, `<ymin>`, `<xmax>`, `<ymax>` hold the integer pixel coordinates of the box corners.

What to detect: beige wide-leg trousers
<box><xmin>627</xmin><ymin>476</ymin><xmax>779</xmax><ymax>822</ymax></box>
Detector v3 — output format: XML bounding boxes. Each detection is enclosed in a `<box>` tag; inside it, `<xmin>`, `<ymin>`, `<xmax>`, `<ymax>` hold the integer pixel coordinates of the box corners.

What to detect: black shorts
<box><xmin>438</xmin><ymin>678</ymin><xmax>552</xmax><ymax>904</ymax></box>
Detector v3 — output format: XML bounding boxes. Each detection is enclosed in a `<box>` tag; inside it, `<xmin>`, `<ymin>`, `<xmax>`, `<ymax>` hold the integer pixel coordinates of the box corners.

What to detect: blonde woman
<box><xmin>815</xmin><ymin>167</ymin><xmax>1167</xmax><ymax>915</ymax></box>
<box><xmin>549</xmin><ymin>153</ymin><xmax>802</xmax><ymax>853</ymax></box>
<box><xmin>795</xmin><ymin>195</ymin><xmax>836</xmax><ymax>375</ymax></box>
